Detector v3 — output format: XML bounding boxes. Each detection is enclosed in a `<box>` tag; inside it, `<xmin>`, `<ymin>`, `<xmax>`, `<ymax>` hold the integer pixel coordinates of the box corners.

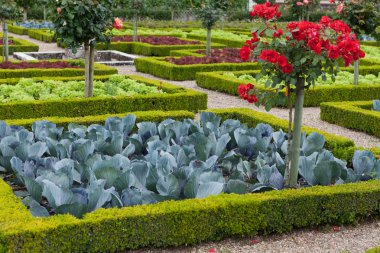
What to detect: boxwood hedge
<box><xmin>0</xmin><ymin>60</ymin><xmax>117</xmax><ymax>80</ymax></box>
<box><xmin>28</xmin><ymin>29</ymin><xmax>55</xmax><ymax>43</ymax></box>
<box><xmin>0</xmin><ymin>37</ymin><xmax>39</xmax><ymax>54</ymax></box>
<box><xmin>0</xmin><ymin>75</ymin><xmax>207</xmax><ymax>120</ymax></box>
<box><xmin>134</xmin><ymin>57</ymin><xmax>261</xmax><ymax>80</ymax></box>
<box><xmin>320</xmin><ymin>101</ymin><xmax>380</xmax><ymax>138</ymax></box>
<box><xmin>196</xmin><ymin>69</ymin><xmax>380</xmax><ymax>107</ymax></box>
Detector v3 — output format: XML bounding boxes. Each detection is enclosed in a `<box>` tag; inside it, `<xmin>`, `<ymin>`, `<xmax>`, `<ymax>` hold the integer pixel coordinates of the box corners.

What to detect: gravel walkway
<box><xmin>6</xmin><ymin>32</ymin><xmax>380</xmax><ymax>252</ymax></box>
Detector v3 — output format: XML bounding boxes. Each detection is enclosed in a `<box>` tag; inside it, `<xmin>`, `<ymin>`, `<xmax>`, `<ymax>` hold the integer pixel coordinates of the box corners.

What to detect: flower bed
<box><xmin>320</xmin><ymin>101</ymin><xmax>380</xmax><ymax>137</ymax></box>
<box><xmin>0</xmin><ymin>61</ymin><xmax>80</xmax><ymax>70</ymax></box>
<box><xmin>0</xmin><ymin>75</ymin><xmax>163</xmax><ymax>102</ymax></box>
<box><xmin>0</xmin><ymin>108</ymin><xmax>379</xmax><ymax>252</ymax></box>
<box><xmin>165</xmin><ymin>48</ymin><xmax>243</xmax><ymax>65</ymax></box>
<box><xmin>0</xmin><ymin>40</ymin><xmax>14</xmax><ymax>45</ymax></box>
<box><xmin>0</xmin><ymin>37</ymin><xmax>39</xmax><ymax>54</ymax></box>
<box><xmin>112</xmin><ymin>35</ymin><xmax>201</xmax><ymax>45</ymax></box>
<box><xmin>135</xmin><ymin>57</ymin><xmax>260</xmax><ymax>80</ymax></box>
<box><xmin>187</xmin><ymin>29</ymin><xmax>251</xmax><ymax>47</ymax></box>
<box><xmin>0</xmin><ymin>75</ymin><xmax>207</xmax><ymax>120</ymax></box>
<box><xmin>0</xmin><ymin>60</ymin><xmax>117</xmax><ymax>80</ymax></box>
<box><xmin>95</xmin><ymin>37</ymin><xmax>226</xmax><ymax>57</ymax></box>
<box><xmin>196</xmin><ymin>69</ymin><xmax>380</xmax><ymax>106</ymax></box>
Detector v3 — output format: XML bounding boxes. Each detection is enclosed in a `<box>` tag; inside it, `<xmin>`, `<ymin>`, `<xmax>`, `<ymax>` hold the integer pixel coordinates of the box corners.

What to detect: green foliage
<box><xmin>50</xmin><ymin>0</ymin><xmax>115</xmax><ymax>51</ymax></box>
<box><xmin>28</xmin><ymin>29</ymin><xmax>55</xmax><ymax>43</ymax></box>
<box><xmin>0</xmin><ymin>75</ymin><xmax>164</xmax><ymax>103</ymax></box>
<box><xmin>321</xmin><ymin>101</ymin><xmax>380</xmax><ymax>138</ymax></box>
<box><xmin>0</xmin><ymin>75</ymin><xmax>207</xmax><ymax>120</ymax></box>
<box><xmin>134</xmin><ymin>57</ymin><xmax>261</xmax><ymax>80</ymax></box>
<box><xmin>367</xmin><ymin>246</ymin><xmax>380</xmax><ymax>253</ymax></box>
<box><xmin>196</xmin><ymin>69</ymin><xmax>380</xmax><ymax>107</ymax></box>
<box><xmin>0</xmin><ymin>1</ymin><xmax>18</xmax><ymax>20</ymax></box>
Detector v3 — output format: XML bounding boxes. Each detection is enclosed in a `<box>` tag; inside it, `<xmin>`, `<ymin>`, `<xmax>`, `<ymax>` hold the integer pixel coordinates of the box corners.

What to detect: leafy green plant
<box><xmin>1</xmin><ymin>112</ymin><xmax>379</xmax><ymax>218</ymax></box>
<box><xmin>0</xmin><ymin>75</ymin><xmax>163</xmax><ymax>103</ymax></box>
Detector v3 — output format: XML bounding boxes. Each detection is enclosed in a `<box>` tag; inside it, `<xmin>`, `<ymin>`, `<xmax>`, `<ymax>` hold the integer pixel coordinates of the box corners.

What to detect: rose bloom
<box><xmin>260</xmin><ymin>50</ymin><xmax>280</xmax><ymax>63</ymax></box>
<box><xmin>113</xmin><ymin>17</ymin><xmax>123</xmax><ymax>30</ymax></box>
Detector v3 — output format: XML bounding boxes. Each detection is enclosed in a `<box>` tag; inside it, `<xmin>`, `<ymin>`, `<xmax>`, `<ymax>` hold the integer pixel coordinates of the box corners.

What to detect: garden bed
<box><xmin>135</xmin><ymin>57</ymin><xmax>260</xmax><ymax>80</ymax></box>
<box><xmin>0</xmin><ymin>60</ymin><xmax>117</xmax><ymax>80</ymax></box>
<box><xmin>96</xmin><ymin>37</ymin><xmax>225</xmax><ymax>57</ymax></box>
<box><xmin>320</xmin><ymin>101</ymin><xmax>380</xmax><ymax>137</ymax></box>
<box><xmin>112</xmin><ymin>36</ymin><xmax>201</xmax><ymax>45</ymax></box>
<box><xmin>0</xmin><ymin>37</ymin><xmax>39</xmax><ymax>54</ymax></box>
<box><xmin>196</xmin><ymin>70</ymin><xmax>380</xmax><ymax>107</ymax></box>
<box><xmin>165</xmin><ymin>48</ymin><xmax>243</xmax><ymax>65</ymax></box>
<box><xmin>0</xmin><ymin>75</ymin><xmax>207</xmax><ymax>120</ymax></box>
<box><xmin>0</xmin><ymin>108</ymin><xmax>379</xmax><ymax>252</ymax></box>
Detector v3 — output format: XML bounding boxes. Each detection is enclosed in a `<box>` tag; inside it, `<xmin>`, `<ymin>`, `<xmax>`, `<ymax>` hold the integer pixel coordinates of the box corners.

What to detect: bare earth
<box><xmin>7</xmin><ymin>32</ymin><xmax>380</xmax><ymax>253</ymax></box>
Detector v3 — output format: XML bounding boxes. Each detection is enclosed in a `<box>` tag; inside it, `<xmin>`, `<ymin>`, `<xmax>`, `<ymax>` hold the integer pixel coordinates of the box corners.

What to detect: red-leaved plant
<box><xmin>238</xmin><ymin>1</ymin><xmax>365</xmax><ymax>187</ymax></box>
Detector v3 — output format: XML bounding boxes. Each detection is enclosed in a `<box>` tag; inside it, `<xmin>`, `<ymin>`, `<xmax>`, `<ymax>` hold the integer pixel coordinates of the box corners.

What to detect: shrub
<box><xmin>0</xmin><ymin>37</ymin><xmax>39</xmax><ymax>54</ymax></box>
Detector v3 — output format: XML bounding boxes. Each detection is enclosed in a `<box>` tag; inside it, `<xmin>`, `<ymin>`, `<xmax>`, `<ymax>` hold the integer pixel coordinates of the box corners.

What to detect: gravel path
<box><xmin>131</xmin><ymin>220</ymin><xmax>380</xmax><ymax>253</ymax></box>
<box><xmin>6</xmin><ymin>32</ymin><xmax>380</xmax><ymax>252</ymax></box>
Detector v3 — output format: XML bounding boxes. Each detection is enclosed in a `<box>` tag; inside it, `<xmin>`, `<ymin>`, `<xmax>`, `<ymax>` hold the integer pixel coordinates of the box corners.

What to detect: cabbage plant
<box><xmin>0</xmin><ymin>113</ymin><xmax>379</xmax><ymax>218</ymax></box>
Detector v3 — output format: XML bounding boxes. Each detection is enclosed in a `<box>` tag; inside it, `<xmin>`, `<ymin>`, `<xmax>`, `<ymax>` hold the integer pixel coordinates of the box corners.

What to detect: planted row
<box><xmin>1</xmin><ymin>112</ymin><xmax>379</xmax><ymax>218</ymax></box>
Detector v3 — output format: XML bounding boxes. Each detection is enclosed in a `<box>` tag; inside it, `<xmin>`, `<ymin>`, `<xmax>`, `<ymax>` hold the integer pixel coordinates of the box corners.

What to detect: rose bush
<box><xmin>238</xmin><ymin>1</ymin><xmax>365</xmax><ymax>187</ymax></box>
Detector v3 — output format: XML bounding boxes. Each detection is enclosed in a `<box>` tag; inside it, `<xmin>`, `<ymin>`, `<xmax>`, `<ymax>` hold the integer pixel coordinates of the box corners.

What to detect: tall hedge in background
<box><xmin>50</xmin><ymin>0</ymin><xmax>115</xmax><ymax>98</ymax></box>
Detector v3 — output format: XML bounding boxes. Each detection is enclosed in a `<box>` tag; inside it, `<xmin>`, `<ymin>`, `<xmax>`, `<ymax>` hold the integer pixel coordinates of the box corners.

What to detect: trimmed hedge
<box><xmin>6</xmin><ymin>110</ymin><xmax>195</xmax><ymax>130</ymax></box>
<box><xmin>7</xmin><ymin>24</ymin><xmax>29</xmax><ymax>35</ymax></box>
<box><xmin>320</xmin><ymin>101</ymin><xmax>380</xmax><ymax>138</ymax></box>
<box><xmin>135</xmin><ymin>57</ymin><xmax>261</xmax><ymax>81</ymax></box>
<box><xmin>1</xmin><ymin>170</ymin><xmax>380</xmax><ymax>252</ymax></box>
<box><xmin>28</xmin><ymin>29</ymin><xmax>55</xmax><ymax>43</ymax></box>
<box><xmin>367</xmin><ymin>246</ymin><xmax>380</xmax><ymax>253</ymax></box>
<box><xmin>206</xmin><ymin>108</ymin><xmax>355</xmax><ymax>161</ymax></box>
<box><xmin>196</xmin><ymin>70</ymin><xmax>380</xmax><ymax>107</ymax></box>
<box><xmin>0</xmin><ymin>37</ymin><xmax>39</xmax><ymax>54</ymax></box>
<box><xmin>96</xmin><ymin>39</ymin><xmax>226</xmax><ymax>57</ymax></box>
<box><xmin>0</xmin><ymin>75</ymin><xmax>111</xmax><ymax>85</ymax></box>
<box><xmin>0</xmin><ymin>60</ymin><xmax>117</xmax><ymax>80</ymax></box>
<box><xmin>187</xmin><ymin>34</ymin><xmax>246</xmax><ymax>48</ymax></box>
<box><xmin>0</xmin><ymin>75</ymin><xmax>207</xmax><ymax>120</ymax></box>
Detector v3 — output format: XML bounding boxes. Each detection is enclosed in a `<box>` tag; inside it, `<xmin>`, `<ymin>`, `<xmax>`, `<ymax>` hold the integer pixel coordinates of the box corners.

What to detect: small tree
<box><xmin>193</xmin><ymin>0</ymin><xmax>224</xmax><ymax>56</ymax></box>
<box><xmin>50</xmin><ymin>0</ymin><xmax>116</xmax><ymax>97</ymax></box>
<box><xmin>330</xmin><ymin>0</ymin><xmax>380</xmax><ymax>85</ymax></box>
<box><xmin>285</xmin><ymin>0</ymin><xmax>321</xmax><ymax>21</ymax></box>
<box><xmin>15</xmin><ymin>0</ymin><xmax>34</xmax><ymax>21</ymax></box>
<box><xmin>0</xmin><ymin>0</ymin><xmax>17</xmax><ymax>62</ymax></box>
<box><xmin>119</xmin><ymin>0</ymin><xmax>146</xmax><ymax>42</ymax></box>
<box><xmin>239</xmin><ymin>2</ymin><xmax>365</xmax><ymax>187</ymax></box>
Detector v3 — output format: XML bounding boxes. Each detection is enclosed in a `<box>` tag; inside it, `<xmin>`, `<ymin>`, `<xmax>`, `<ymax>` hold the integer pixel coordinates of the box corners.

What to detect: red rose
<box><xmin>113</xmin><ymin>17</ymin><xmax>123</xmax><ymax>30</ymax></box>
<box><xmin>277</xmin><ymin>55</ymin><xmax>288</xmax><ymax>67</ymax></box>
<box><xmin>281</xmin><ymin>63</ymin><xmax>293</xmax><ymax>74</ymax></box>
<box><xmin>319</xmin><ymin>16</ymin><xmax>331</xmax><ymax>26</ymax></box>
<box><xmin>240</xmin><ymin>45</ymin><xmax>252</xmax><ymax>61</ymax></box>
<box><xmin>260</xmin><ymin>50</ymin><xmax>280</xmax><ymax>63</ymax></box>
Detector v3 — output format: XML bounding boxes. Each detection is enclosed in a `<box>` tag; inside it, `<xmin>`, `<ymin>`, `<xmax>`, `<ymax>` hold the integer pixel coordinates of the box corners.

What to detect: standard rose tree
<box><xmin>239</xmin><ymin>2</ymin><xmax>365</xmax><ymax>187</ymax></box>
<box><xmin>50</xmin><ymin>0</ymin><xmax>122</xmax><ymax>98</ymax></box>
<box><xmin>0</xmin><ymin>0</ymin><xmax>17</xmax><ymax>62</ymax></box>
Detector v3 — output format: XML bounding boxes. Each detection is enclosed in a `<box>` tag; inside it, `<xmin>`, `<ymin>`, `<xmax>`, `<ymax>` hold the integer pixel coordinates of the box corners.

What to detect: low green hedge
<box><xmin>207</xmin><ymin>108</ymin><xmax>355</xmax><ymax>161</ymax></box>
<box><xmin>196</xmin><ymin>70</ymin><xmax>380</xmax><ymax>107</ymax></box>
<box><xmin>6</xmin><ymin>110</ymin><xmax>195</xmax><ymax>130</ymax></box>
<box><xmin>1</xmin><ymin>168</ymin><xmax>380</xmax><ymax>252</ymax></box>
<box><xmin>96</xmin><ymin>39</ymin><xmax>226</xmax><ymax>56</ymax></box>
<box><xmin>320</xmin><ymin>101</ymin><xmax>380</xmax><ymax>138</ymax></box>
<box><xmin>28</xmin><ymin>29</ymin><xmax>55</xmax><ymax>43</ymax></box>
<box><xmin>0</xmin><ymin>75</ymin><xmax>111</xmax><ymax>85</ymax></box>
<box><xmin>0</xmin><ymin>75</ymin><xmax>207</xmax><ymax>120</ymax></box>
<box><xmin>7</xmin><ymin>24</ymin><xmax>28</xmax><ymax>35</ymax></box>
<box><xmin>367</xmin><ymin>246</ymin><xmax>380</xmax><ymax>253</ymax></box>
<box><xmin>135</xmin><ymin>57</ymin><xmax>261</xmax><ymax>81</ymax></box>
<box><xmin>170</xmin><ymin>49</ymin><xmax>204</xmax><ymax>57</ymax></box>
<box><xmin>0</xmin><ymin>37</ymin><xmax>39</xmax><ymax>54</ymax></box>
<box><xmin>187</xmin><ymin>34</ymin><xmax>245</xmax><ymax>48</ymax></box>
<box><xmin>0</xmin><ymin>60</ymin><xmax>117</xmax><ymax>80</ymax></box>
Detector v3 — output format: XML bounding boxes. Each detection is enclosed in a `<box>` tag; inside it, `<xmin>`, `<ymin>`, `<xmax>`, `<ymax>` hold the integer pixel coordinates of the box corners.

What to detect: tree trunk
<box><xmin>84</xmin><ymin>41</ymin><xmax>95</xmax><ymax>98</ymax></box>
<box><xmin>171</xmin><ymin>10</ymin><xmax>175</xmax><ymax>21</ymax></box>
<box><xmin>43</xmin><ymin>7</ymin><xmax>47</xmax><ymax>21</ymax></box>
<box><xmin>133</xmin><ymin>14</ymin><xmax>138</xmax><ymax>42</ymax></box>
<box><xmin>206</xmin><ymin>28</ymin><xmax>212</xmax><ymax>56</ymax></box>
<box><xmin>3</xmin><ymin>21</ymin><xmax>9</xmax><ymax>62</ymax></box>
<box><xmin>354</xmin><ymin>60</ymin><xmax>359</xmax><ymax>85</ymax></box>
<box><xmin>220</xmin><ymin>15</ymin><xmax>225</xmax><ymax>30</ymax></box>
<box><xmin>23</xmin><ymin>9</ymin><xmax>28</xmax><ymax>21</ymax></box>
<box><xmin>284</xmin><ymin>85</ymin><xmax>293</xmax><ymax>186</ymax></box>
<box><xmin>288</xmin><ymin>78</ymin><xmax>305</xmax><ymax>188</ymax></box>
